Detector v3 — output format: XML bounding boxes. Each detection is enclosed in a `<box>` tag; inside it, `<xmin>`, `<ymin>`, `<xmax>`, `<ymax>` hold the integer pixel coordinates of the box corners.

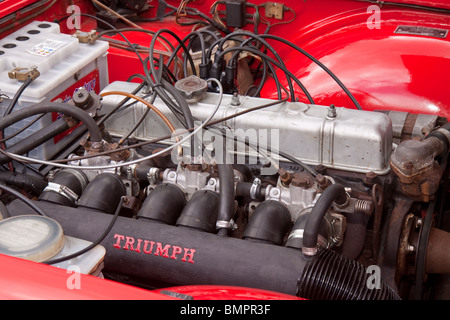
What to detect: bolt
<box><xmin>279</xmin><ymin>168</ymin><xmax>292</xmax><ymax>186</ymax></box>
<box><xmin>316</xmin><ymin>174</ymin><xmax>328</xmax><ymax>189</ymax></box>
<box><xmin>291</xmin><ymin>176</ymin><xmax>310</xmax><ymax>188</ymax></box>
<box><xmin>231</xmin><ymin>91</ymin><xmax>240</xmax><ymax>106</ymax></box>
<box><xmin>315</xmin><ymin>164</ymin><xmax>327</xmax><ymax>174</ymax></box>
<box><xmin>186</xmin><ymin>163</ymin><xmax>202</xmax><ymax>171</ymax></box>
<box><xmin>403</xmin><ymin>160</ymin><xmax>414</xmax><ymax>171</ymax></box>
<box><xmin>420</xmin><ymin>180</ymin><xmax>437</xmax><ymax>196</ymax></box>
<box><xmin>327</xmin><ymin>104</ymin><xmax>337</xmax><ymax>118</ymax></box>
<box><xmin>364</xmin><ymin>171</ymin><xmax>377</xmax><ymax>184</ymax></box>
<box><xmin>415</xmin><ymin>218</ymin><xmax>423</xmax><ymax>229</ymax></box>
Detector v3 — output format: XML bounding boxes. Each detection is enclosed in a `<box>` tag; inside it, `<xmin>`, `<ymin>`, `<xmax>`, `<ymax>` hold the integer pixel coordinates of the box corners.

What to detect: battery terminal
<box><xmin>8</xmin><ymin>66</ymin><xmax>40</xmax><ymax>81</ymax></box>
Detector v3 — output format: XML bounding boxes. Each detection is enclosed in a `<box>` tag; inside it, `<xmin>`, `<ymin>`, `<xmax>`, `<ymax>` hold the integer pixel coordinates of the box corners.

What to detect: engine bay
<box><xmin>0</xmin><ymin>0</ymin><xmax>450</xmax><ymax>300</ymax></box>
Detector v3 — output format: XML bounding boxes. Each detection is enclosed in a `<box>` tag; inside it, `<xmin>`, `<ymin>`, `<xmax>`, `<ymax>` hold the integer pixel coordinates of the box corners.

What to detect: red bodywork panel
<box><xmin>0</xmin><ymin>253</ymin><xmax>302</xmax><ymax>300</ymax></box>
<box><xmin>98</xmin><ymin>0</ymin><xmax>450</xmax><ymax>117</ymax></box>
<box><xmin>2</xmin><ymin>0</ymin><xmax>449</xmax><ymax>116</ymax></box>
<box><xmin>0</xmin><ymin>253</ymin><xmax>173</xmax><ymax>300</ymax></box>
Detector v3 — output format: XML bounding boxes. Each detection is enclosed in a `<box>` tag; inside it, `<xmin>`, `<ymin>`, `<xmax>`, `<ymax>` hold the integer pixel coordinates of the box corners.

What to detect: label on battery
<box><xmin>27</xmin><ymin>39</ymin><xmax>66</xmax><ymax>56</ymax></box>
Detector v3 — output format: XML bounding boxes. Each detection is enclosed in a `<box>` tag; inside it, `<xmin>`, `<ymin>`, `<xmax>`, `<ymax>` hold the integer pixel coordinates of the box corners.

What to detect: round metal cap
<box><xmin>174</xmin><ymin>75</ymin><xmax>208</xmax><ymax>103</ymax></box>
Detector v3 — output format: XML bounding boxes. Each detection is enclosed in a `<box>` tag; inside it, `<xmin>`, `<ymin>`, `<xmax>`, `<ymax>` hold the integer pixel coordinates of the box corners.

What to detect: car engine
<box><xmin>0</xmin><ymin>0</ymin><xmax>449</xmax><ymax>300</ymax></box>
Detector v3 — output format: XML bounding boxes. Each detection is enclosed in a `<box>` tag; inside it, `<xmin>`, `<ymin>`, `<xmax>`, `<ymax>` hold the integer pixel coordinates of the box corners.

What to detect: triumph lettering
<box><xmin>112</xmin><ymin>234</ymin><xmax>196</xmax><ymax>264</ymax></box>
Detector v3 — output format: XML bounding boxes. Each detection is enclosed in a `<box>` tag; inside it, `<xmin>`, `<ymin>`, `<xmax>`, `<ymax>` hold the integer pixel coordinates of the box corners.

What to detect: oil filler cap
<box><xmin>0</xmin><ymin>215</ymin><xmax>64</xmax><ymax>262</ymax></box>
<box><xmin>174</xmin><ymin>75</ymin><xmax>208</xmax><ymax>103</ymax></box>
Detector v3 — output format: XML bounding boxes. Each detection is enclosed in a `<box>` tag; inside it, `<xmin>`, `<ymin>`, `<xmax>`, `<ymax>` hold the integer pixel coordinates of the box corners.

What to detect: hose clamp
<box><xmin>146</xmin><ymin>167</ymin><xmax>161</xmax><ymax>184</ymax></box>
<box><xmin>44</xmin><ymin>182</ymin><xmax>79</xmax><ymax>204</ymax></box>
<box><xmin>250</xmin><ymin>178</ymin><xmax>261</xmax><ymax>199</ymax></box>
<box><xmin>90</xmin><ymin>140</ymin><xmax>104</xmax><ymax>151</ymax></box>
<box><xmin>216</xmin><ymin>219</ymin><xmax>238</xmax><ymax>231</ymax></box>
<box><xmin>287</xmin><ymin>229</ymin><xmax>304</xmax><ymax>240</ymax></box>
<box><xmin>302</xmin><ymin>246</ymin><xmax>318</xmax><ymax>256</ymax></box>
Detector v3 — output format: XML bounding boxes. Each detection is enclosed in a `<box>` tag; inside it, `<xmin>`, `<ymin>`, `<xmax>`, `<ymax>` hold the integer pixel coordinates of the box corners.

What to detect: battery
<box><xmin>0</xmin><ymin>21</ymin><xmax>109</xmax><ymax>160</ymax></box>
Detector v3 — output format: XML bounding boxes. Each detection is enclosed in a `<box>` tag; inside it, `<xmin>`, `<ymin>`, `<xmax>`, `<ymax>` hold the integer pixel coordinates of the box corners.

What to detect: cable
<box><xmin>100</xmin><ymin>91</ymin><xmax>177</xmax><ymax>134</ymax></box>
<box><xmin>0</xmin><ymin>114</ymin><xmax>45</xmax><ymax>143</ymax></box>
<box><xmin>97</xmin><ymin>27</ymin><xmax>176</xmax><ymax>57</ymax></box>
<box><xmin>206</xmin><ymin>30</ymin><xmax>311</xmax><ymax>102</ymax></box>
<box><xmin>0</xmin><ymin>201</ymin><xmax>10</xmax><ymax>219</ymax></box>
<box><xmin>0</xmin><ymin>0</ymin><xmax>58</xmax><ymax>34</ymax></box>
<box><xmin>0</xmin><ymin>102</ymin><xmax>103</xmax><ymax>145</ymax></box>
<box><xmin>0</xmin><ymin>77</ymin><xmax>35</xmax><ymax>171</ymax></box>
<box><xmin>91</xmin><ymin>0</ymin><xmax>141</xmax><ymax>29</ymax></box>
<box><xmin>117</xmin><ymin>93</ymin><xmax>156</xmax><ymax>145</ymax></box>
<box><xmin>0</xmin><ymin>86</ymin><xmax>316</xmax><ymax>175</ymax></box>
<box><xmin>0</xmin><ymin>79</ymin><xmax>224</xmax><ymax>171</ymax></box>
<box><xmin>0</xmin><ymin>184</ymin><xmax>47</xmax><ymax>217</ymax></box>
<box><xmin>354</xmin><ymin>0</ymin><xmax>450</xmax><ymax>14</ymax></box>
<box><xmin>226</xmin><ymin>32</ymin><xmax>296</xmax><ymax>100</ymax></box>
<box><xmin>11</xmin><ymin>94</ymin><xmax>316</xmax><ymax>175</ymax></box>
<box><xmin>97</xmin><ymin>81</ymin><xmax>151</xmax><ymax>127</ymax></box>
<box><xmin>216</xmin><ymin>45</ymin><xmax>314</xmax><ymax>103</ymax></box>
<box><xmin>148</xmin><ymin>28</ymin><xmax>197</xmax><ymax>81</ymax></box>
<box><xmin>56</xmin><ymin>13</ymin><xmax>149</xmax><ymax>81</ymax></box>
<box><xmin>171</xmin><ymin>1</ymin><xmax>231</xmax><ymax>34</ymax></box>
<box><xmin>258</xmin><ymin>34</ymin><xmax>362</xmax><ymax>110</ymax></box>
<box><xmin>37</xmin><ymin>95</ymin><xmax>288</xmax><ymax>165</ymax></box>
<box><xmin>42</xmin><ymin>196</ymin><xmax>124</xmax><ymax>265</ymax></box>
<box><xmin>3</xmin><ymin>77</ymin><xmax>33</xmax><ymax>118</ymax></box>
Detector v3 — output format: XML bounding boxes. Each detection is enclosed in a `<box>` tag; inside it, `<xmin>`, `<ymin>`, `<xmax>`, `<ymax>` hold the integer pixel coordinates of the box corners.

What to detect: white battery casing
<box><xmin>0</xmin><ymin>21</ymin><xmax>109</xmax><ymax>159</ymax></box>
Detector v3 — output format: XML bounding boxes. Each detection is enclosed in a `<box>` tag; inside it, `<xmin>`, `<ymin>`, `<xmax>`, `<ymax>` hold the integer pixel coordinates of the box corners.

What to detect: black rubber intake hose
<box><xmin>39</xmin><ymin>169</ymin><xmax>88</xmax><ymax>207</ymax></box>
<box><xmin>0</xmin><ymin>171</ymin><xmax>48</xmax><ymax>195</ymax></box>
<box><xmin>0</xmin><ymin>118</ymin><xmax>69</xmax><ymax>164</ymax></box>
<box><xmin>137</xmin><ymin>183</ymin><xmax>186</xmax><ymax>225</ymax></box>
<box><xmin>302</xmin><ymin>183</ymin><xmax>348</xmax><ymax>254</ymax></box>
<box><xmin>176</xmin><ymin>190</ymin><xmax>220</xmax><ymax>233</ymax></box>
<box><xmin>76</xmin><ymin>173</ymin><xmax>126</xmax><ymax>214</ymax></box>
<box><xmin>0</xmin><ymin>102</ymin><xmax>103</xmax><ymax>145</ymax></box>
<box><xmin>7</xmin><ymin>199</ymin><xmax>400</xmax><ymax>299</ymax></box>
<box><xmin>243</xmin><ymin>200</ymin><xmax>291</xmax><ymax>245</ymax></box>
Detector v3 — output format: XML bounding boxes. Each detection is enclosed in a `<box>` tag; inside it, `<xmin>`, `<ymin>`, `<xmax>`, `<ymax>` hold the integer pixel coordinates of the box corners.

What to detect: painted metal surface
<box><xmin>85</xmin><ymin>0</ymin><xmax>450</xmax><ymax>117</ymax></box>
<box><xmin>257</xmin><ymin>1</ymin><xmax>450</xmax><ymax>118</ymax></box>
<box><xmin>153</xmin><ymin>285</ymin><xmax>304</xmax><ymax>300</ymax></box>
<box><xmin>0</xmin><ymin>253</ymin><xmax>173</xmax><ymax>300</ymax></box>
<box><xmin>0</xmin><ymin>253</ymin><xmax>302</xmax><ymax>300</ymax></box>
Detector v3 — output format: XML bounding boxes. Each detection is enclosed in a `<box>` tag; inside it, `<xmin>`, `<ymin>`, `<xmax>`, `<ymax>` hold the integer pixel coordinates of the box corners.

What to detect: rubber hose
<box><xmin>298</xmin><ymin>248</ymin><xmax>401</xmax><ymax>300</ymax></box>
<box><xmin>217</xmin><ymin>163</ymin><xmax>235</xmax><ymax>236</ymax></box>
<box><xmin>0</xmin><ymin>118</ymin><xmax>69</xmax><ymax>164</ymax></box>
<box><xmin>0</xmin><ymin>171</ymin><xmax>48</xmax><ymax>195</ymax></box>
<box><xmin>0</xmin><ymin>102</ymin><xmax>103</xmax><ymax>144</ymax></box>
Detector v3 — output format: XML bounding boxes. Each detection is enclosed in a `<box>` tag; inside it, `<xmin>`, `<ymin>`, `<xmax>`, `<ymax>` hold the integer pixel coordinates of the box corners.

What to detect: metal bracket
<box><xmin>264</xmin><ymin>2</ymin><xmax>284</xmax><ymax>20</ymax></box>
